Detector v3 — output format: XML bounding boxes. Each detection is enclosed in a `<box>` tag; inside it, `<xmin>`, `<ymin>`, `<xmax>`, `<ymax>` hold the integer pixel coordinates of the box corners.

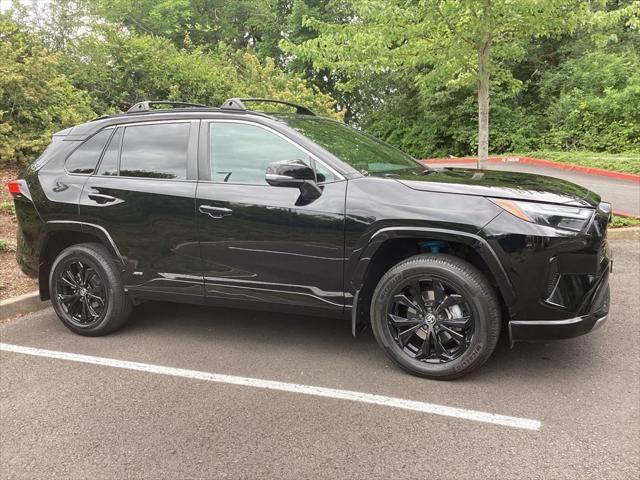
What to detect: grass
<box><xmin>0</xmin><ymin>201</ymin><xmax>16</xmax><ymax>216</ymax></box>
<box><xmin>523</xmin><ymin>151</ymin><xmax>640</xmax><ymax>174</ymax></box>
<box><xmin>0</xmin><ymin>239</ymin><xmax>9</xmax><ymax>252</ymax></box>
<box><xmin>611</xmin><ymin>214</ymin><xmax>640</xmax><ymax>228</ymax></box>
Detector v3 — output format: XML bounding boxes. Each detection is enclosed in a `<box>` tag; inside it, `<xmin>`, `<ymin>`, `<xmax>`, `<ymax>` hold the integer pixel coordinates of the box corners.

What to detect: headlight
<box><xmin>489</xmin><ymin>198</ymin><xmax>594</xmax><ymax>232</ymax></box>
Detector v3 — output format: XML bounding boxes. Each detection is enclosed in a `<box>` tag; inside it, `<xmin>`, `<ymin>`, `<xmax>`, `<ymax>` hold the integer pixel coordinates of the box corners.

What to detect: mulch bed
<box><xmin>1</xmin><ymin>167</ymin><xmax>38</xmax><ymax>300</ymax></box>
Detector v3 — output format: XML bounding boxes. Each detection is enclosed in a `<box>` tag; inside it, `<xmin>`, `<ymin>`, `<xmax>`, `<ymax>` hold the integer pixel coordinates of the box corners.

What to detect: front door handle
<box><xmin>199</xmin><ymin>205</ymin><xmax>233</xmax><ymax>219</ymax></box>
<box><xmin>88</xmin><ymin>193</ymin><xmax>117</xmax><ymax>204</ymax></box>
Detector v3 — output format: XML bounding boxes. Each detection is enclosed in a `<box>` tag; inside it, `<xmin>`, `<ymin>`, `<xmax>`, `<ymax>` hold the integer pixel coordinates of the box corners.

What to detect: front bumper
<box><xmin>508</xmin><ymin>268</ymin><xmax>610</xmax><ymax>344</ymax></box>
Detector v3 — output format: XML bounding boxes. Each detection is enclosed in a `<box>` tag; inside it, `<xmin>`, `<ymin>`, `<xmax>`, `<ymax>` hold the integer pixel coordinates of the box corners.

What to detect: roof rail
<box><xmin>126</xmin><ymin>101</ymin><xmax>209</xmax><ymax>113</ymax></box>
<box><xmin>220</xmin><ymin>98</ymin><xmax>315</xmax><ymax>116</ymax></box>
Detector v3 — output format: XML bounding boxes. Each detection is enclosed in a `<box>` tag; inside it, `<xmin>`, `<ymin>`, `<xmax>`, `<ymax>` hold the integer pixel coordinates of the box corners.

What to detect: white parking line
<box><xmin>0</xmin><ymin>342</ymin><xmax>541</xmax><ymax>431</ymax></box>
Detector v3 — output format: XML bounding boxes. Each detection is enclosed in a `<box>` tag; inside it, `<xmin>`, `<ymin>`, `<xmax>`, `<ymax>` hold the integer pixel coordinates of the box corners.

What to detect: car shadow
<box><xmin>121</xmin><ymin>300</ymin><xmax>603</xmax><ymax>384</ymax></box>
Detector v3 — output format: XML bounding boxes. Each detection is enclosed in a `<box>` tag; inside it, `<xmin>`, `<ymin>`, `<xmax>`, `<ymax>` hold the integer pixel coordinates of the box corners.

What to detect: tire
<box><xmin>49</xmin><ymin>242</ymin><xmax>132</xmax><ymax>336</ymax></box>
<box><xmin>370</xmin><ymin>253</ymin><xmax>501</xmax><ymax>380</ymax></box>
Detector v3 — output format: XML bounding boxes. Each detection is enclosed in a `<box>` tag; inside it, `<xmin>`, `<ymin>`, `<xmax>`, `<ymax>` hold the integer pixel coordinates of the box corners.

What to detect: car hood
<box><xmin>393</xmin><ymin>167</ymin><xmax>600</xmax><ymax>207</ymax></box>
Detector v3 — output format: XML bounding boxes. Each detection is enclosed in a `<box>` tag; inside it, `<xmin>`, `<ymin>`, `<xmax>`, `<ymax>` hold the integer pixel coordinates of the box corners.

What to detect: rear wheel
<box><xmin>370</xmin><ymin>254</ymin><xmax>501</xmax><ymax>380</ymax></box>
<box><xmin>49</xmin><ymin>243</ymin><xmax>131</xmax><ymax>336</ymax></box>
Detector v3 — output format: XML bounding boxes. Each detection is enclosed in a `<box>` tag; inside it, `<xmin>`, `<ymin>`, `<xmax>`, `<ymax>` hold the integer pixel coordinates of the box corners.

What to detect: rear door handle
<box><xmin>199</xmin><ymin>205</ymin><xmax>233</xmax><ymax>218</ymax></box>
<box><xmin>88</xmin><ymin>193</ymin><xmax>117</xmax><ymax>204</ymax></box>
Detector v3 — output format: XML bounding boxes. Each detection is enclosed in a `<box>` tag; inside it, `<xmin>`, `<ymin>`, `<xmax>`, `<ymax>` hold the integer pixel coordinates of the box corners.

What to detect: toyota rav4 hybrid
<box><xmin>8</xmin><ymin>98</ymin><xmax>612</xmax><ymax>379</ymax></box>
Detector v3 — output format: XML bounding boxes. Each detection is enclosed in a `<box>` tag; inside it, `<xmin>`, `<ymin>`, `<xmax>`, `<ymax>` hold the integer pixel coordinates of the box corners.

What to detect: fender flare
<box><xmin>349</xmin><ymin>226</ymin><xmax>516</xmax><ymax>335</ymax></box>
<box><xmin>42</xmin><ymin>221</ymin><xmax>124</xmax><ymax>265</ymax></box>
<box><xmin>37</xmin><ymin>221</ymin><xmax>125</xmax><ymax>300</ymax></box>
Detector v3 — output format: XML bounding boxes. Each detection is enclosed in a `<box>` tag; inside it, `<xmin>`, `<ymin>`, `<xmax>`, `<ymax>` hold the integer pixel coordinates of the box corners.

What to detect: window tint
<box><xmin>65</xmin><ymin>130</ymin><xmax>113</xmax><ymax>174</ymax></box>
<box><xmin>97</xmin><ymin>127</ymin><xmax>122</xmax><ymax>176</ymax></box>
<box><xmin>209</xmin><ymin>123</ymin><xmax>337</xmax><ymax>184</ymax></box>
<box><xmin>119</xmin><ymin>123</ymin><xmax>190</xmax><ymax>179</ymax></box>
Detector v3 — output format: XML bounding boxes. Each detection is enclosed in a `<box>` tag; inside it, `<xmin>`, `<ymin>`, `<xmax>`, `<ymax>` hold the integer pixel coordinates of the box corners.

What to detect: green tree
<box><xmin>284</xmin><ymin>0</ymin><xmax>585</xmax><ymax>168</ymax></box>
<box><xmin>88</xmin><ymin>0</ymin><xmax>357</xmax><ymax>117</ymax></box>
<box><xmin>532</xmin><ymin>1</ymin><xmax>640</xmax><ymax>152</ymax></box>
<box><xmin>0</xmin><ymin>14</ymin><xmax>94</xmax><ymax>166</ymax></box>
<box><xmin>88</xmin><ymin>0</ymin><xmax>285</xmax><ymax>57</ymax></box>
<box><xmin>62</xmin><ymin>27</ymin><xmax>340</xmax><ymax>117</ymax></box>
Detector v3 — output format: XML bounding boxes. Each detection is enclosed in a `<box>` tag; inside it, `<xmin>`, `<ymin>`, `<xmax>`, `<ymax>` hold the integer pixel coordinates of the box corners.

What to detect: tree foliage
<box><xmin>0</xmin><ymin>4</ymin><xmax>339</xmax><ymax>167</ymax></box>
<box><xmin>1</xmin><ymin>0</ymin><xmax>638</xmax><ymax>169</ymax></box>
<box><xmin>283</xmin><ymin>0</ymin><xmax>589</xmax><ymax>166</ymax></box>
<box><xmin>62</xmin><ymin>28</ymin><xmax>339</xmax><ymax>117</ymax></box>
<box><xmin>0</xmin><ymin>15</ymin><xmax>94</xmax><ymax>165</ymax></box>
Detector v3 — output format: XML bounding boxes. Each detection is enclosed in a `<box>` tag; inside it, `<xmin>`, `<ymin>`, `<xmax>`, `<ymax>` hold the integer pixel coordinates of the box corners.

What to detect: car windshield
<box><xmin>275</xmin><ymin>115</ymin><xmax>425</xmax><ymax>176</ymax></box>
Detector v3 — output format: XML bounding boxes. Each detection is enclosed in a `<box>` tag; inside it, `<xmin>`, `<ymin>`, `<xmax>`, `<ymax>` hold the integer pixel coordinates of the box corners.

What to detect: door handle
<box><xmin>199</xmin><ymin>205</ymin><xmax>233</xmax><ymax>218</ymax></box>
<box><xmin>88</xmin><ymin>193</ymin><xmax>117</xmax><ymax>204</ymax></box>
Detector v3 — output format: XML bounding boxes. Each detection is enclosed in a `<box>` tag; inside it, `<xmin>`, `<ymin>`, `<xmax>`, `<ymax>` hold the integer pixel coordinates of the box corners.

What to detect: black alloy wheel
<box><xmin>55</xmin><ymin>259</ymin><xmax>107</xmax><ymax>327</ymax></box>
<box><xmin>50</xmin><ymin>243</ymin><xmax>132</xmax><ymax>336</ymax></box>
<box><xmin>370</xmin><ymin>254</ymin><xmax>501</xmax><ymax>379</ymax></box>
<box><xmin>388</xmin><ymin>278</ymin><xmax>473</xmax><ymax>363</ymax></box>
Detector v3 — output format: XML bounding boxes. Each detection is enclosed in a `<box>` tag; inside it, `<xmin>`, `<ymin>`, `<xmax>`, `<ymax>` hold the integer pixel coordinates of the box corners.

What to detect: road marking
<box><xmin>0</xmin><ymin>342</ymin><xmax>541</xmax><ymax>431</ymax></box>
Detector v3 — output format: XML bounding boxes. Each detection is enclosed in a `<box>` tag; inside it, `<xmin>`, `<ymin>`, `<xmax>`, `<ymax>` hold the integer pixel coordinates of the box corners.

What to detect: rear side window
<box><xmin>119</xmin><ymin>123</ymin><xmax>190</xmax><ymax>179</ymax></box>
<box><xmin>65</xmin><ymin>130</ymin><xmax>113</xmax><ymax>174</ymax></box>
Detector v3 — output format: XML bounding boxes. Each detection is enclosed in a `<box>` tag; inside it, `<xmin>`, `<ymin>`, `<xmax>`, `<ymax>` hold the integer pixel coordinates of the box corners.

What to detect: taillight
<box><xmin>8</xmin><ymin>180</ymin><xmax>22</xmax><ymax>197</ymax></box>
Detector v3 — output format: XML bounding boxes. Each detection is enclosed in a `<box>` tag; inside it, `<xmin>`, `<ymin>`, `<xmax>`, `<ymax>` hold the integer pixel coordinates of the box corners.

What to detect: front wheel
<box><xmin>49</xmin><ymin>243</ymin><xmax>132</xmax><ymax>336</ymax></box>
<box><xmin>370</xmin><ymin>254</ymin><xmax>501</xmax><ymax>380</ymax></box>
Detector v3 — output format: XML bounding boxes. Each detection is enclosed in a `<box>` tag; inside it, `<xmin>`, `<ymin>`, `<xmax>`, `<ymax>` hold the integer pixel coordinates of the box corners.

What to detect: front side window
<box><xmin>66</xmin><ymin>129</ymin><xmax>113</xmax><ymax>174</ymax></box>
<box><xmin>119</xmin><ymin>123</ymin><xmax>190</xmax><ymax>179</ymax></box>
<box><xmin>209</xmin><ymin>122</ymin><xmax>337</xmax><ymax>185</ymax></box>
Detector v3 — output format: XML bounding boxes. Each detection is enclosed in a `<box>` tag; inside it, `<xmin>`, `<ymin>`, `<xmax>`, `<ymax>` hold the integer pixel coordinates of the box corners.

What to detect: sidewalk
<box><xmin>423</xmin><ymin>159</ymin><xmax>640</xmax><ymax>216</ymax></box>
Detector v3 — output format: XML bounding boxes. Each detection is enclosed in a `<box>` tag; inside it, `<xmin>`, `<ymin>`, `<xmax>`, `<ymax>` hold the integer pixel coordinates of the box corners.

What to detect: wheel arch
<box><xmin>38</xmin><ymin>222</ymin><xmax>124</xmax><ymax>300</ymax></box>
<box><xmin>349</xmin><ymin>227</ymin><xmax>515</xmax><ymax>336</ymax></box>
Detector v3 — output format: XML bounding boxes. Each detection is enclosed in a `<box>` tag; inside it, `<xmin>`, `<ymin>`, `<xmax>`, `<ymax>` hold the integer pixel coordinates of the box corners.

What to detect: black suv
<box><xmin>9</xmin><ymin>98</ymin><xmax>612</xmax><ymax>379</ymax></box>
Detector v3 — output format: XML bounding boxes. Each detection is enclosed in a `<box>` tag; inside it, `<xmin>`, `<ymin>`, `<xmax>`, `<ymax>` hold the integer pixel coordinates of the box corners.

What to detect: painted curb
<box><xmin>518</xmin><ymin>157</ymin><xmax>640</xmax><ymax>182</ymax></box>
<box><xmin>0</xmin><ymin>291</ymin><xmax>50</xmax><ymax>321</ymax></box>
<box><xmin>421</xmin><ymin>156</ymin><xmax>640</xmax><ymax>182</ymax></box>
<box><xmin>612</xmin><ymin>210</ymin><xmax>640</xmax><ymax>219</ymax></box>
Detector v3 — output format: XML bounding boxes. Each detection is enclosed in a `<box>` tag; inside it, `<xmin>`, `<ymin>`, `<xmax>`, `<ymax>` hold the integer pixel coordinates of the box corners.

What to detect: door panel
<box><xmin>79</xmin><ymin>121</ymin><xmax>202</xmax><ymax>296</ymax></box>
<box><xmin>80</xmin><ymin>177</ymin><xmax>201</xmax><ymax>294</ymax></box>
<box><xmin>196</xmin><ymin>181</ymin><xmax>346</xmax><ymax>310</ymax></box>
<box><xmin>196</xmin><ymin>119</ymin><xmax>346</xmax><ymax>312</ymax></box>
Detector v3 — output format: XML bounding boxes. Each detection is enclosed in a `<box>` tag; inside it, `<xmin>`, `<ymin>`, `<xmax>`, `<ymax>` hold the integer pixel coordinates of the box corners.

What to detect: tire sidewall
<box><xmin>371</xmin><ymin>256</ymin><xmax>499</xmax><ymax>379</ymax></box>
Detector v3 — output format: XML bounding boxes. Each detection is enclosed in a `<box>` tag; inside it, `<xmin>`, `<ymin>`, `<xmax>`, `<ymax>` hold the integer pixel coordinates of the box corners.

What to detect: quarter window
<box><xmin>209</xmin><ymin>122</ymin><xmax>336</xmax><ymax>184</ymax></box>
<box><xmin>65</xmin><ymin>129</ymin><xmax>113</xmax><ymax>175</ymax></box>
<box><xmin>119</xmin><ymin>123</ymin><xmax>190</xmax><ymax>179</ymax></box>
<box><xmin>97</xmin><ymin>127</ymin><xmax>122</xmax><ymax>176</ymax></box>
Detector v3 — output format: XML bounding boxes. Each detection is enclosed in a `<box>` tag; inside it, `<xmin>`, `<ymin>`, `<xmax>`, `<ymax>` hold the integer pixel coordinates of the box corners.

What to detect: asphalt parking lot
<box><xmin>1</xmin><ymin>238</ymin><xmax>638</xmax><ymax>479</ymax></box>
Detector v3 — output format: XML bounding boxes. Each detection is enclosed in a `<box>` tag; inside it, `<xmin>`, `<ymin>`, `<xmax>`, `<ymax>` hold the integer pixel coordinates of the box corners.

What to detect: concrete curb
<box><xmin>0</xmin><ymin>291</ymin><xmax>50</xmax><ymax>321</ymax></box>
<box><xmin>421</xmin><ymin>156</ymin><xmax>640</xmax><ymax>182</ymax></box>
<box><xmin>608</xmin><ymin>226</ymin><xmax>640</xmax><ymax>240</ymax></box>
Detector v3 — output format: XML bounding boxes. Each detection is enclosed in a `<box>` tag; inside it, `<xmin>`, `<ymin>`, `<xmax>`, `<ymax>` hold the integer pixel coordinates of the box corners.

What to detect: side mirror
<box><xmin>265</xmin><ymin>159</ymin><xmax>323</xmax><ymax>201</ymax></box>
<box><xmin>265</xmin><ymin>160</ymin><xmax>315</xmax><ymax>187</ymax></box>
